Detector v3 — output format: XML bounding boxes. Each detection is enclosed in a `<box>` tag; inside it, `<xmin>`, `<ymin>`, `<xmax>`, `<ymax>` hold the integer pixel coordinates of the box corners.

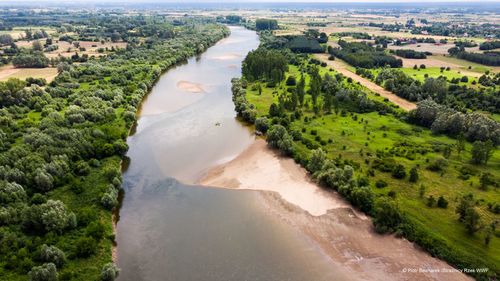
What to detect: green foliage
<box><xmin>267</xmin><ymin>125</ymin><xmax>294</xmax><ymax>155</ymax></box>
<box><xmin>409</xmin><ymin>167</ymin><xmax>419</xmax><ymax>182</ymax></box>
<box><xmin>242</xmin><ymin>48</ymin><xmax>288</xmax><ymax>82</ymax></box>
<box><xmin>391</xmin><ymin>164</ymin><xmax>406</xmax><ymax>179</ymax></box>
<box><xmin>255</xmin><ymin>117</ymin><xmax>271</xmax><ymax>134</ymax></box>
<box><xmin>287</xmin><ymin>36</ymin><xmax>324</xmax><ymax>53</ymax></box>
<box><xmin>0</xmin><ymin>16</ymin><xmax>230</xmax><ymax>280</ymax></box>
<box><xmin>471</xmin><ymin>140</ymin><xmax>495</xmax><ymax>164</ymax></box>
<box><xmin>28</xmin><ymin>263</ymin><xmax>57</xmax><ymax>281</ymax></box>
<box><xmin>255</xmin><ymin>19</ymin><xmax>278</xmax><ymax>31</ymax></box>
<box><xmin>100</xmin><ymin>263</ymin><xmax>119</xmax><ymax>281</ymax></box>
<box><xmin>373</xmin><ymin>198</ymin><xmax>404</xmax><ymax>234</ymax></box>
<box><xmin>329</xmin><ymin>40</ymin><xmax>402</xmax><ymax>68</ymax></box>
<box><xmin>40</xmin><ymin>244</ymin><xmax>66</xmax><ymax>268</ymax></box>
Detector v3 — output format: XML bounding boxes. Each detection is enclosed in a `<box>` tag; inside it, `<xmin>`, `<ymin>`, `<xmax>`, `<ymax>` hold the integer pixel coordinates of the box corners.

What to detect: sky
<box><xmin>4</xmin><ymin>0</ymin><xmax>499</xmax><ymax>2</ymax></box>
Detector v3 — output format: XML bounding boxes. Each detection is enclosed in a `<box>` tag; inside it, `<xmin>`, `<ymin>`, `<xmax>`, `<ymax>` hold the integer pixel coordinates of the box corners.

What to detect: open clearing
<box><xmin>0</xmin><ymin>64</ymin><xmax>58</xmax><ymax>82</ymax></box>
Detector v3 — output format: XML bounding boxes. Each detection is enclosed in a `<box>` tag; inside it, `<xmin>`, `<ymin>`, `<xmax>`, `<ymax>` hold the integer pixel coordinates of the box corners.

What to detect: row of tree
<box><xmin>328</xmin><ymin>40</ymin><xmax>402</xmax><ymax>68</ymax></box>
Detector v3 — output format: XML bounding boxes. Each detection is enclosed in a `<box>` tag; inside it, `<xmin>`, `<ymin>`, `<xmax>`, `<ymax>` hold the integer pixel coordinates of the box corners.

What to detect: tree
<box><xmin>456</xmin><ymin>134</ymin><xmax>465</xmax><ymax>155</ymax></box>
<box><xmin>456</xmin><ymin>194</ymin><xmax>474</xmax><ymax>221</ymax></box>
<box><xmin>28</xmin><ymin>263</ymin><xmax>57</xmax><ymax>281</ymax></box>
<box><xmin>266</xmin><ymin>125</ymin><xmax>294</xmax><ymax>155</ymax></box>
<box><xmin>437</xmin><ymin>196</ymin><xmax>448</xmax><ymax>208</ymax></box>
<box><xmin>254</xmin><ymin>117</ymin><xmax>270</xmax><ymax>134</ymax></box>
<box><xmin>373</xmin><ymin>198</ymin><xmax>404</xmax><ymax>234</ymax></box>
<box><xmin>76</xmin><ymin>237</ymin><xmax>98</xmax><ymax>257</ymax></box>
<box><xmin>392</xmin><ymin>164</ymin><xmax>406</xmax><ymax>179</ymax></box>
<box><xmin>350</xmin><ymin>186</ymin><xmax>374</xmax><ymax>213</ymax></box>
<box><xmin>463</xmin><ymin>207</ymin><xmax>481</xmax><ymax>234</ymax></box>
<box><xmin>32</xmin><ymin>40</ymin><xmax>43</xmax><ymax>51</ymax></box>
<box><xmin>427</xmin><ymin>195</ymin><xmax>436</xmax><ymax>207</ymax></box>
<box><xmin>0</xmin><ymin>34</ymin><xmax>14</xmax><ymax>45</ymax></box>
<box><xmin>111</xmin><ymin>32</ymin><xmax>121</xmax><ymax>42</ymax></box>
<box><xmin>101</xmin><ymin>263</ymin><xmax>120</xmax><ymax>281</ymax></box>
<box><xmin>40</xmin><ymin>245</ymin><xmax>66</xmax><ymax>268</ymax></box>
<box><xmin>409</xmin><ymin>167</ymin><xmax>419</xmax><ymax>182</ymax></box>
<box><xmin>307</xmin><ymin>148</ymin><xmax>326</xmax><ymax>173</ymax></box>
<box><xmin>471</xmin><ymin>140</ymin><xmax>494</xmax><ymax>165</ymax></box>
<box><xmin>255</xmin><ymin>19</ymin><xmax>278</xmax><ymax>31</ymax></box>
<box><xmin>24</xmin><ymin>200</ymin><xmax>74</xmax><ymax>233</ymax></box>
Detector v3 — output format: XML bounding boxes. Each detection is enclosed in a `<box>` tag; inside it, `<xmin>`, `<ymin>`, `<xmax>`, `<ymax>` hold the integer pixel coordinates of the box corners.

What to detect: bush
<box><xmin>391</xmin><ymin>164</ymin><xmax>406</xmax><ymax>179</ymax></box>
<box><xmin>375</xmin><ymin>180</ymin><xmax>387</xmax><ymax>188</ymax></box>
<box><xmin>285</xmin><ymin>76</ymin><xmax>296</xmax><ymax>86</ymax></box>
<box><xmin>100</xmin><ymin>263</ymin><xmax>120</xmax><ymax>281</ymax></box>
<box><xmin>40</xmin><ymin>245</ymin><xmax>66</xmax><ymax>268</ymax></box>
<box><xmin>437</xmin><ymin>196</ymin><xmax>448</xmax><ymax>208</ymax></box>
<box><xmin>266</xmin><ymin>125</ymin><xmax>294</xmax><ymax>155</ymax></box>
<box><xmin>409</xmin><ymin>167</ymin><xmax>419</xmax><ymax>182</ymax></box>
<box><xmin>307</xmin><ymin>148</ymin><xmax>326</xmax><ymax>173</ymax></box>
<box><xmin>373</xmin><ymin>198</ymin><xmax>404</xmax><ymax>233</ymax></box>
<box><xmin>76</xmin><ymin>237</ymin><xmax>98</xmax><ymax>258</ymax></box>
<box><xmin>28</xmin><ymin>263</ymin><xmax>57</xmax><ymax>281</ymax></box>
<box><xmin>254</xmin><ymin>117</ymin><xmax>270</xmax><ymax>134</ymax></box>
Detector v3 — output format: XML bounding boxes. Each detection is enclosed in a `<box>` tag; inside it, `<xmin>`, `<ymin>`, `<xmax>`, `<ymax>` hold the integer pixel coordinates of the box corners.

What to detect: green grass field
<box><xmin>245</xmin><ymin>59</ymin><xmax>500</xmax><ymax>275</ymax></box>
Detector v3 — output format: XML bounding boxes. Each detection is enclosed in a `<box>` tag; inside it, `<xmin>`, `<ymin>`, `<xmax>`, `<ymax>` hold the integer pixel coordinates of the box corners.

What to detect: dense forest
<box><xmin>233</xmin><ymin>31</ymin><xmax>499</xmax><ymax>280</ymax></box>
<box><xmin>0</xmin><ymin>13</ymin><xmax>228</xmax><ymax>281</ymax></box>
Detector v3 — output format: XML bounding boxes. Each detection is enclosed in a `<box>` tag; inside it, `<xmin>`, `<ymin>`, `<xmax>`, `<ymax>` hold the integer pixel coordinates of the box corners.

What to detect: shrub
<box><xmin>40</xmin><ymin>245</ymin><xmax>66</xmax><ymax>268</ymax></box>
<box><xmin>373</xmin><ymin>198</ymin><xmax>404</xmax><ymax>233</ymax></box>
<box><xmin>307</xmin><ymin>148</ymin><xmax>326</xmax><ymax>173</ymax></box>
<box><xmin>254</xmin><ymin>117</ymin><xmax>270</xmax><ymax>134</ymax></box>
<box><xmin>409</xmin><ymin>167</ymin><xmax>419</xmax><ymax>182</ymax></box>
<box><xmin>266</xmin><ymin>125</ymin><xmax>294</xmax><ymax>155</ymax></box>
<box><xmin>76</xmin><ymin>237</ymin><xmax>98</xmax><ymax>258</ymax></box>
<box><xmin>100</xmin><ymin>263</ymin><xmax>120</xmax><ymax>281</ymax></box>
<box><xmin>28</xmin><ymin>263</ymin><xmax>57</xmax><ymax>281</ymax></box>
<box><xmin>391</xmin><ymin>164</ymin><xmax>406</xmax><ymax>179</ymax></box>
<box><xmin>437</xmin><ymin>196</ymin><xmax>448</xmax><ymax>208</ymax></box>
<box><xmin>375</xmin><ymin>179</ymin><xmax>387</xmax><ymax>188</ymax></box>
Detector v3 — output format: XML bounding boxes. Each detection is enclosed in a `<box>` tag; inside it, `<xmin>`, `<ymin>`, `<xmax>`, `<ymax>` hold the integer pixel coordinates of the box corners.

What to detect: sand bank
<box><xmin>176</xmin><ymin>80</ymin><xmax>205</xmax><ymax>93</ymax></box>
<box><xmin>199</xmin><ymin>139</ymin><xmax>472</xmax><ymax>281</ymax></box>
<box><xmin>200</xmin><ymin>139</ymin><xmax>355</xmax><ymax>217</ymax></box>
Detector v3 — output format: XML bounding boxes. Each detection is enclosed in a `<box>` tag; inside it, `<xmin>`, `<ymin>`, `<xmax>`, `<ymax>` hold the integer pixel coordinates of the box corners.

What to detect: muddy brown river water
<box><xmin>116</xmin><ymin>26</ymin><xmax>348</xmax><ymax>281</ymax></box>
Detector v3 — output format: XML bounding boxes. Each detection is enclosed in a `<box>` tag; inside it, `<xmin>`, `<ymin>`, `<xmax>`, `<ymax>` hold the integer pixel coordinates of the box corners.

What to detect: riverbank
<box><xmin>199</xmin><ymin>139</ymin><xmax>472</xmax><ymax>281</ymax></box>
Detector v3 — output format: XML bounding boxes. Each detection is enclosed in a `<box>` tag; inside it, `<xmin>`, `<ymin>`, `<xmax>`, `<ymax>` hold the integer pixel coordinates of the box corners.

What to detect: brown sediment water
<box><xmin>116</xmin><ymin>26</ymin><xmax>347</xmax><ymax>281</ymax></box>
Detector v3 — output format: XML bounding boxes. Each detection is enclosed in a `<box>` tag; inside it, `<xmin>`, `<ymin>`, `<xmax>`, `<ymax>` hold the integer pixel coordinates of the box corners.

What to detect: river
<box><xmin>115</xmin><ymin>26</ymin><xmax>343</xmax><ymax>281</ymax></box>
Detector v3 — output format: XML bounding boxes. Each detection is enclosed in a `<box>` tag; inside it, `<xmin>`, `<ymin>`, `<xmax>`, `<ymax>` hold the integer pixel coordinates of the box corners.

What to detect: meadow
<box><xmin>244</xmin><ymin>57</ymin><xmax>500</xmax><ymax>278</ymax></box>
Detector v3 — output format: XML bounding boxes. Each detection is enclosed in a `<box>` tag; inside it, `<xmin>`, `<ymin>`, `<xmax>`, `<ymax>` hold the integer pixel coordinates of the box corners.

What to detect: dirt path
<box><xmin>199</xmin><ymin>139</ymin><xmax>472</xmax><ymax>281</ymax></box>
<box><xmin>315</xmin><ymin>54</ymin><xmax>417</xmax><ymax>111</ymax></box>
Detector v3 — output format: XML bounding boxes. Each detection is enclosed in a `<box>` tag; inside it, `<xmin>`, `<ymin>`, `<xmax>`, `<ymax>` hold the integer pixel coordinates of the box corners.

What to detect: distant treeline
<box><xmin>392</xmin><ymin>49</ymin><xmax>429</xmax><ymax>59</ymax></box>
<box><xmin>286</xmin><ymin>36</ymin><xmax>325</xmax><ymax>53</ymax></box>
<box><xmin>216</xmin><ymin>15</ymin><xmax>244</xmax><ymax>24</ymax></box>
<box><xmin>255</xmin><ymin>19</ymin><xmax>278</xmax><ymax>31</ymax></box>
<box><xmin>449</xmin><ymin>47</ymin><xmax>500</xmax><ymax>66</ymax></box>
<box><xmin>328</xmin><ymin>40</ymin><xmax>402</xmax><ymax>68</ymax></box>
<box><xmin>479</xmin><ymin>41</ymin><xmax>500</xmax><ymax>51</ymax></box>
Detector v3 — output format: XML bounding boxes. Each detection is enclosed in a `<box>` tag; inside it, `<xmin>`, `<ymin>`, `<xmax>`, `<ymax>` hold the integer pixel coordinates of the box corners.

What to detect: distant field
<box><xmin>0</xmin><ymin>64</ymin><xmax>58</xmax><ymax>82</ymax></box>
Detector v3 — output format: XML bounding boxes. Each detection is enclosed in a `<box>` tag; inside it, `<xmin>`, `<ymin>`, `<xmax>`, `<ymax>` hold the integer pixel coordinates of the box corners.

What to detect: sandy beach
<box><xmin>199</xmin><ymin>139</ymin><xmax>472</xmax><ymax>281</ymax></box>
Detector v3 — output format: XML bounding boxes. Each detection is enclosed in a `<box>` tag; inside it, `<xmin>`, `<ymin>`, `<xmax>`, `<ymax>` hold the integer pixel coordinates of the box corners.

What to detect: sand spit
<box><xmin>199</xmin><ymin>139</ymin><xmax>472</xmax><ymax>281</ymax></box>
<box><xmin>176</xmin><ymin>80</ymin><xmax>205</xmax><ymax>93</ymax></box>
<box><xmin>209</xmin><ymin>54</ymin><xmax>241</xmax><ymax>60</ymax></box>
<box><xmin>200</xmin><ymin>139</ymin><xmax>355</xmax><ymax>217</ymax></box>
